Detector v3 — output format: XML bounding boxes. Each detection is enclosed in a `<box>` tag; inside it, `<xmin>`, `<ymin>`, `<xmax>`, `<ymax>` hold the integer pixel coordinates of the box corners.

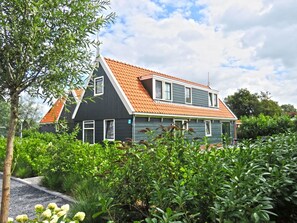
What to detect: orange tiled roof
<box><xmin>74</xmin><ymin>89</ymin><xmax>84</xmax><ymax>100</ymax></box>
<box><xmin>104</xmin><ymin>58</ymin><xmax>236</xmax><ymax>119</ymax></box>
<box><xmin>40</xmin><ymin>98</ymin><xmax>66</xmax><ymax>124</ymax></box>
<box><xmin>40</xmin><ymin>89</ymin><xmax>84</xmax><ymax>124</ymax></box>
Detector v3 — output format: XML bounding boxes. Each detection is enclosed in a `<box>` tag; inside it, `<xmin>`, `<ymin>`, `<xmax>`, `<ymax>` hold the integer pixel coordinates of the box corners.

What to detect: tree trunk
<box><xmin>0</xmin><ymin>92</ymin><xmax>19</xmax><ymax>223</ymax></box>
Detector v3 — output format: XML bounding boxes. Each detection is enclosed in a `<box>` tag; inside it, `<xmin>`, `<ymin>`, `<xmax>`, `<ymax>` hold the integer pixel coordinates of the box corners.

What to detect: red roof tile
<box><xmin>40</xmin><ymin>98</ymin><xmax>66</xmax><ymax>124</ymax></box>
<box><xmin>104</xmin><ymin>58</ymin><xmax>236</xmax><ymax>119</ymax></box>
<box><xmin>40</xmin><ymin>89</ymin><xmax>84</xmax><ymax>124</ymax></box>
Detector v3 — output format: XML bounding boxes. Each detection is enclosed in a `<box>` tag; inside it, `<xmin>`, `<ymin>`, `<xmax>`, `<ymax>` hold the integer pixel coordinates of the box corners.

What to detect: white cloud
<box><xmin>99</xmin><ymin>0</ymin><xmax>297</xmax><ymax>107</ymax></box>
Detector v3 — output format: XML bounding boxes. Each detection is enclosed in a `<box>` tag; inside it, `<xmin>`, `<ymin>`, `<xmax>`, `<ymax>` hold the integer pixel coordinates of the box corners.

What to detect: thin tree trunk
<box><xmin>0</xmin><ymin>92</ymin><xmax>19</xmax><ymax>223</ymax></box>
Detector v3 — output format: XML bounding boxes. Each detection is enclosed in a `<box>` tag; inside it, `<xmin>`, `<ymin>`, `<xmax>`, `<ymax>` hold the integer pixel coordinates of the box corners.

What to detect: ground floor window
<box><xmin>83</xmin><ymin>120</ymin><xmax>95</xmax><ymax>144</ymax></box>
<box><xmin>104</xmin><ymin>119</ymin><xmax>115</xmax><ymax>141</ymax></box>
<box><xmin>222</xmin><ymin>122</ymin><xmax>231</xmax><ymax>136</ymax></box>
<box><xmin>174</xmin><ymin>119</ymin><xmax>188</xmax><ymax>136</ymax></box>
<box><xmin>205</xmin><ymin>120</ymin><xmax>212</xmax><ymax>136</ymax></box>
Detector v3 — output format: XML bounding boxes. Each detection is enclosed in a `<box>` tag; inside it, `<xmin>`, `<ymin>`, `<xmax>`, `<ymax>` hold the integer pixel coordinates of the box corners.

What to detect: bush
<box><xmin>1</xmin><ymin>128</ymin><xmax>297</xmax><ymax>222</ymax></box>
<box><xmin>237</xmin><ymin>114</ymin><xmax>295</xmax><ymax>139</ymax></box>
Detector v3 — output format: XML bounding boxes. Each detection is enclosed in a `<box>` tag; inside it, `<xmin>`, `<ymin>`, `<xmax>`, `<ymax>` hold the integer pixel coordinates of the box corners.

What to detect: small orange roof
<box><xmin>74</xmin><ymin>89</ymin><xmax>84</xmax><ymax>100</ymax></box>
<box><xmin>40</xmin><ymin>98</ymin><xmax>66</xmax><ymax>124</ymax></box>
<box><xmin>104</xmin><ymin>58</ymin><xmax>236</xmax><ymax>119</ymax></box>
<box><xmin>40</xmin><ymin>89</ymin><xmax>84</xmax><ymax>124</ymax></box>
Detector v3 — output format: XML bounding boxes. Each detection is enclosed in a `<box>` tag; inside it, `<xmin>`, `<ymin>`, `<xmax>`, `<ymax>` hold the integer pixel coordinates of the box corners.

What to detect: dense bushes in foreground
<box><xmin>0</xmin><ymin>129</ymin><xmax>297</xmax><ymax>222</ymax></box>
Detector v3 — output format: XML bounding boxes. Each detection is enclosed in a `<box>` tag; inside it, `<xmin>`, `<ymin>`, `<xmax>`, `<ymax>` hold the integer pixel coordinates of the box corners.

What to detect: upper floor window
<box><xmin>154</xmin><ymin>80</ymin><xmax>172</xmax><ymax>101</ymax></box>
<box><xmin>94</xmin><ymin>76</ymin><xmax>104</xmax><ymax>96</ymax></box>
<box><xmin>209</xmin><ymin>92</ymin><xmax>218</xmax><ymax>107</ymax></box>
<box><xmin>164</xmin><ymin>82</ymin><xmax>171</xmax><ymax>100</ymax></box>
<box><xmin>185</xmin><ymin>87</ymin><xmax>192</xmax><ymax>104</ymax></box>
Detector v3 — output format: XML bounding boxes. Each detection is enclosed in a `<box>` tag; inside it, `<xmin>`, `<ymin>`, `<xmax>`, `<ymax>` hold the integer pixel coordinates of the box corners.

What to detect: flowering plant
<box><xmin>9</xmin><ymin>203</ymin><xmax>85</xmax><ymax>223</ymax></box>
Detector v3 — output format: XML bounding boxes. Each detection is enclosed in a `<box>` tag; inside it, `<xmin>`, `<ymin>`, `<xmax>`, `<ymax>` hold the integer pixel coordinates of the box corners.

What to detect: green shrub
<box><xmin>1</xmin><ymin>127</ymin><xmax>297</xmax><ymax>222</ymax></box>
<box><xmin>238</xmin><ymin>114</ymin><xmax>294</xmax><ymax>139</ymax></box>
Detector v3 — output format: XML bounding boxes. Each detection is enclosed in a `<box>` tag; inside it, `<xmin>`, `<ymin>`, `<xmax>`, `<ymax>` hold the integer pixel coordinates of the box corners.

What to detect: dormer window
<box><xmin>156</xmin><ymin>80</ymin><xmax>162</xmax><ymax>99</ymax></box>
<box><xmin>94</xmin><ymin>76</ymin><xmax>104</xmax><ymax>96</ymax></box>
<box><xmin>209</xmin><ymin>92</ymin><xmax>218</xmax><ymax>107</ymax></box>
<box><xmin>185</xmin><ymin>87</ymin><xmax>192</xmax><ymax>104</ymax></box>
<box><xmin>154</xmin><ymin>80</ymin><xmax>172</xmax><ymax>101</ymax></box>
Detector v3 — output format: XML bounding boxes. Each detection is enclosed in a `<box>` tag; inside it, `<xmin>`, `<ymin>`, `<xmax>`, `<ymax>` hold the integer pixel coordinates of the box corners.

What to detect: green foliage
<box><xmin>225</xmin><ymin>88</ymin><xmax>261</xmax><ymax>118</ymax></box>
<box><xmin>237</xmin><ymin>114</ymin><xmax>295</xmax><ymax>139</ymax></box>
<box><xmin>2</xmin><ymin>129</ymin><xmax>297</xmax><ymax>222</ymax></box>
<box><xmin>0</xmin><ymin>99</ymin><xmax>9</xmax><ymax>136</ymax></box>
<box><xmin>224</xmin><ymin>88</ymin><xmax>282</xmax><ymax>118</ymax></box>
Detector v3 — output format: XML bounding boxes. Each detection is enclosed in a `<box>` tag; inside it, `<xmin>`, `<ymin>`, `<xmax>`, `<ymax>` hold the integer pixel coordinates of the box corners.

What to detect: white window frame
<box><xmin>94</xmin><ymin>76</ymin><xmax>104</xmax><ymax>96</ymax></box>
<box><xmin>205</xmin><ymin>120</ymin><xmax>212</xmax><ymax>137</ymax></box>
<box><xmin>83</xmin><ymin>120</ymin><xmax>95</xmax><ymax>144</ymax></box>
<box><xmin>185</xmin><ymin>87</ymin><xmax>192</xmax><ymax>104</ymax></box>
<box><xmin>209</xmin><ymin>92</ymin><xmax>218</xmax><ymax>107</ymax></box>
<box><xmin>153</xmin><ymin>79</ymin><xmax>172</xmax><ymax>101</ymax></box>
<box><xmin>174</xmin><ymin>119</ymin><xmax>189</xmax><ymax>130</ymax></box>
<box><xmin>103</xmin><ymin>119</ymin><xmax>115</xmax><ymax>141</ymax></box>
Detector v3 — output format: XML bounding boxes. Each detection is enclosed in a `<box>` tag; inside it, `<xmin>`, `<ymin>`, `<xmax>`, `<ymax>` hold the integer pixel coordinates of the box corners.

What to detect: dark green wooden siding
<box><xmin>134</xmin><ymin>118</ymin><xmax>234</xmax><ymax>144</ymax></box>
<box><xmin>134</xmin><ymin>117</ymin><xmax>173</xmax><ymax>141</ymax></box>
<box><xmin>172</xmin><ymin>83</ymin><xmax>185</xmax><ymax>104</ymax></box>
<box><xmin>192</xmin><ymin>88</ymin><xmax>209</xmax><ymax>107</ymax></box>
<box><xmin>74</xmin><ymin>65</ymin><xmax>132</xmax><ymax>142</ymax></box>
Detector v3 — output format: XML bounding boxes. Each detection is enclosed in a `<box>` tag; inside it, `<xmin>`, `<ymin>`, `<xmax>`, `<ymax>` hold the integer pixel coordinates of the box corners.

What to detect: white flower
<box><xmin>73</xmin><ymin>212</ymin><xmax>86</xmax><ymax>221</ymax></box>
<box><xmin>35</xmin><ymin>204</ymin><xmax>44</xmax><ymax>212</ymax></box>
<box><xmin>61</xmin><ymin>204</ymin><xmax>70</xmax><ymax>212</ymax></box>
<box><xmin>8</xmin><ymin>217</ymin><xmax>14</xmax><ymax>223</ymax></box>
<box><xmin>47</xmin><ymin>203</ymin><xmax>58</xmax><ymax>210</ymax></box>
<box><xmin>15</xmin><ymin>214</ymin><xmax>28</xmax><ymax>223</ymax></box>
<box><xmin>50</xmin><ymin>215</ymin><xmax>58</xmax><ymax>223</ymax></box>
<box><xmin>42</xmin><ymin>221</ymin><xmax>49</xmax><ymax>223</ymax></box>
<box><xmin>42</xmin><ymin>209</ymin><xmax>52</xmax><ymax>219</ymax></box>
<box><xmin>57</xmin><ymin>211</ymin><xmax>66</xmax><ymax>218</ymax></box>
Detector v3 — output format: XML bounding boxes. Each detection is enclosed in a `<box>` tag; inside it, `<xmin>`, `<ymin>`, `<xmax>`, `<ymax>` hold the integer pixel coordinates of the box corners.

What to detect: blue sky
<box><xmin>98</xmin><ymin>0</ymin><xmax>297</xmax><ymax>107</ymax></box>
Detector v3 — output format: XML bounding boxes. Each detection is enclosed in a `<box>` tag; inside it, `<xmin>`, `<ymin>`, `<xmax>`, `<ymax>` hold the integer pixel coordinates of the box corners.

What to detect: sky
<box><xmin>98</xmin><ymin>0</ymin><xmax>297</xmax><ymax>107</ymax></box>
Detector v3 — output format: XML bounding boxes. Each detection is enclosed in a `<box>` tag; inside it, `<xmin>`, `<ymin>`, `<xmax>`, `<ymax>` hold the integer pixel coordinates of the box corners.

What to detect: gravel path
<box><xmin>0</xmin><ymin>174</ymin><xmax>74</xmax><ymax>218</ymax></box>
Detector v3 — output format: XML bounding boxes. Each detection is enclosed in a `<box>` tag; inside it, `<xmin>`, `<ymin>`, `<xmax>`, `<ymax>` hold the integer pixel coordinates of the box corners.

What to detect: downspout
<box><xmin>132</xmin><ymin>115</ymin><xmax>136</xmax><ymax>142</ymax></box>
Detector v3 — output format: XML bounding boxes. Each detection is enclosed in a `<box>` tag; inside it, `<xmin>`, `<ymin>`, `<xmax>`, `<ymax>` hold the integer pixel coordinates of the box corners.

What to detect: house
<box><xmin>40</xmin><ymin>55</ymin><xmax>237</xmax><ymax>144</ymax></box>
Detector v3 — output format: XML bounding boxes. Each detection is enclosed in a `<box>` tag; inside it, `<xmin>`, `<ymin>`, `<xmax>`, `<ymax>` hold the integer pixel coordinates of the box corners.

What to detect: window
<box><xmin>164</xmin><ymin>83</ymin><xmax>171</xmax><ymax>100</ymax></box>
<box><xmin>104</xmin><ymin>119</ymin><xmax>115</xmax><ymax>141</ymax></box>
<box><xmin>214</xmin><ymin>94</ymin><xmax>218</xmax><ymax>107</ymax></box>
<box><xmin>154</xmin><ymin>80</ymin><xmax>172</xmax><ymax>101</ymax></box>
<box><xmin>94</xmin><ymin>76</ymin><xmax>104</xmax><ymax>96</ymax></box>
<box><xmin>83</xmin><ymin>120</ymin><xmax>95</xmax><ymax>144</ymax></box>
<box><xmin>209</xmin><ymin>93</ymin><xmax>213</xmax><ymax>107</ymax></box>
<box><xmin>185</xmin><ymin>87</ymin><xmax>192</xmax><ymax>104</ymax></box>
<box><xmin>205</xmin><ymin>120</ymin><xmax>212</xmax><ymax>136</ymax></box>
<box><xmin>174</xmin><ymin>119</ymin><xmax>188</xmax><ymax>136</ymax></box>
<box><xmin>209</xmin><ymin>92</ymin><xmax>218</xmax><ymax>107</ymax></box>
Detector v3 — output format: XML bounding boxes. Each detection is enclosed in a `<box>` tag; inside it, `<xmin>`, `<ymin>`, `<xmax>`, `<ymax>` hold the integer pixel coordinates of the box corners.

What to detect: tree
<box><xmin>18</xmin><ymin>95</ymin><xmax>42</xmax><ymax>132</ymax></box>
<box><xmin>0</xmin><ymin>0</ymin><xmax>114</xmax><ymax>221</ymax></box>
<box><xmin>224</xmin><ymin>88</ymin><xmax>261</xmax><ymax>118</ymax></box>
<box><xmin>258</xmin><ymin>91</ymin><xmax>282</xmax><ymax>117</ymax></box>
<box><xmin>281</xmin><ymin>104</ymin><xmax>297</xmax><ymax>116</ymax></box>
<box><xmin>225</xmin><ymin>89</ymin><xmax>283</xmax><ymax>118</ymax></box>
<box><xmin>0</xmin><ymin>99</ymin><xmax>9</xmax><ymax>137</ymax></box>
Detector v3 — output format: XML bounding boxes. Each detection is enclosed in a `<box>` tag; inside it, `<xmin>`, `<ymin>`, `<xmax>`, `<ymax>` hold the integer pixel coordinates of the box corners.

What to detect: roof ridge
<box><xmin>104</xmin><ymin>57</ymin><xmax>210</xmax><ymax>89</ymax></box>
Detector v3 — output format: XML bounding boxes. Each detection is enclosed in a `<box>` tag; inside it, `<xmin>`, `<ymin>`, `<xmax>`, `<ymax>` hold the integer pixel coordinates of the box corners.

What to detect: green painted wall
<box><xmin>134</xmin><ymin>117</ymin><xmax>235</xmax><ymax>144</ymax></box>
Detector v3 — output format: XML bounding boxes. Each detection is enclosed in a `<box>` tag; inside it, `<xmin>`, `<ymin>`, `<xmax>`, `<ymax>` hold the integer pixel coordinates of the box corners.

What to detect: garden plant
<box><xmin>0</xmin><ymin>125</ymin><xmax>297</xmax><ymax>222</ymax></box>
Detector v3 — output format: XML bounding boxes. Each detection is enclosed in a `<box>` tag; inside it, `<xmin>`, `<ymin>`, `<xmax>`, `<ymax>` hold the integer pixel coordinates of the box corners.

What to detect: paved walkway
<box><xmin>0</xmin><ymin>174</ymin><xmax>74</xmax><ymax>218</ymax></box>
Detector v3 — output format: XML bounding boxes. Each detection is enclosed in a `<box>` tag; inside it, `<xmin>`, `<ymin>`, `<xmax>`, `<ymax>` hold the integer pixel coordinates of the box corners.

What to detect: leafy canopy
<box><xmin>224</xmin><ymin>88</ymin><xmax>282</xmax><ymax>118</ymax></box>
<box><xmin>0</xmin><ymin>0</ymin><xmax>114</xmax><ymax>99</ymax></box>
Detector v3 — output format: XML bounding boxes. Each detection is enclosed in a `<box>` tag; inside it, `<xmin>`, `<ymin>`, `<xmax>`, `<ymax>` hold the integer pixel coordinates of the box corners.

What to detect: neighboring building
<box><xmin>40</xmin><ymin>55</ymin><xmax>237</xmax><ymax>144</ymax></box>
